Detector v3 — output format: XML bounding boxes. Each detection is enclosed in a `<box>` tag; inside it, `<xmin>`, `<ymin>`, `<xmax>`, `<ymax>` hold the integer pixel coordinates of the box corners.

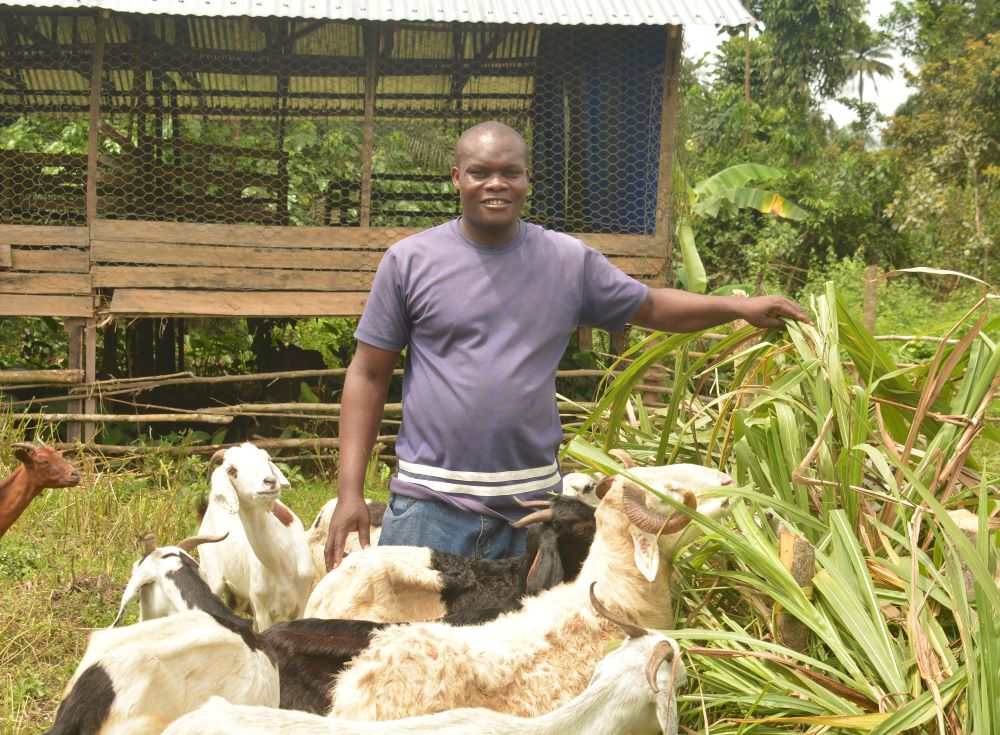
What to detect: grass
<box><xmin>0</xmin><ymin>442</ymin><xmax>389</xmax><ymax>735</ymax></box>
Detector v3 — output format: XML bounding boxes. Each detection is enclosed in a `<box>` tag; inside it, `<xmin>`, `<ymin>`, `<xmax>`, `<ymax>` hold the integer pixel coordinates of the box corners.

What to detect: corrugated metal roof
<box><xmin>1</xmin><ymin>0</ymin><xmax>753</xmax><ymax>26</ymax></box>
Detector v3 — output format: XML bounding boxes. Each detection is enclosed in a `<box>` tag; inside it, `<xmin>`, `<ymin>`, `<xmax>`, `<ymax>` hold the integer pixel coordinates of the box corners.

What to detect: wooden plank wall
<box><xmin>0</xmin><ymin>225</ymin><xmax>92</xmax><ymax>317</ymax></box>
<box><xmin>0</xmin><ymin>220</ymin><xmax>665</xmax><ymax>319</ymax></box>
<box><xmin>92</xmin><ymin>220</ymin><xmax>665</xmax><ymax>317</ymax></box>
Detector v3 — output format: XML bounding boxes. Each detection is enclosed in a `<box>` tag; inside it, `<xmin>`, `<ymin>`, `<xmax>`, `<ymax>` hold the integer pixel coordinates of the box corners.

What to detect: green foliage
<box><xmin>0</xmin><ymin>317</ymin><xmax>68</xmax><ymax>371</ymax></box>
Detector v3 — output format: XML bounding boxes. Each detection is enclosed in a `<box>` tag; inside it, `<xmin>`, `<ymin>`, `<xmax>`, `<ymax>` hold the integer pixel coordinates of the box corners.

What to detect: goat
<box><xmin>160</xmin><ymin>584</ymin><xmax>686</xmax><ymax>735</ymax></box>
<box><xmin>44</xmin><ymin>610</ymin><xmax>279</xmax><ymax>735</ymax></box>
<box><xmin>0</xmin><ymin>442</ymin><xmax>80</xmax><ymax>538</ymax></box>
<box><xmin>109</xmin><ymin>531</ymin><xmax>508</xmax><ymax>715</ymax></box>
<box><xmin>326</xmin><ymin>464</ymin><xmax>732</xmax><ymax>720</ymax></box>
<box><xmin>197</xmin><ymin>442</ymin><xmax>314</xmax><ymax>630</ymax></box>
<box><xmin>305</xmin><ymin>498</ymin><xmax>386</xmax><ymax>581</ymax></box>
<box><xmin>112</xmin><ymin>532</ymin><xmax>230</xmax><ymax>625</ymax></box>
<box><xmin>304</xmin><ymin>488</ymin><xmax>598</xmax><ymax>624</ymax></box>
<box><xmin>304</xmin><ymin>544</ymin><xmax>528</xmax><ymax>623</ymax></box>
<box><xmin>517</xmin><ymin>493</ymin><xmax>596</xmax><ymax>595</ymax></box>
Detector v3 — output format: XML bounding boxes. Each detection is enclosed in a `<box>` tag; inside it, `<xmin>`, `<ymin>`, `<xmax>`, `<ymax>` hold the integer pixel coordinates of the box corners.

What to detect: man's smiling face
<box><xmin>451</xmin><ymin>129</ymin><xmax>529</xmax><ymax>246</ymax></box>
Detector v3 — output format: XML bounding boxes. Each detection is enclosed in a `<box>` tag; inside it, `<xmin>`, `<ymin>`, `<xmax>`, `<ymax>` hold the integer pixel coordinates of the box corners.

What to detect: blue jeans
<box><xmin>378</xmin><ymin>493</ymin><xmax>527</xmax><ymax>559</ymax></box>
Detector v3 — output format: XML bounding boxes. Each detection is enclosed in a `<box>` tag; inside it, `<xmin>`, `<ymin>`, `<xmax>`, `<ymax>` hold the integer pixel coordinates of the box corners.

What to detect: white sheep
<box><xmin>197</xmin><ymin>442</ymin><xmax>314</xmax><ymax>630</ymax></box>
<box><xmin>160</xmin><ymin>584</ymin><xmax>686</xmax><ymax>735</ymax></box>
<box><xmin>325</xmin><ymin>464</ymin><xmax>733</xmax><ymax>720</ymax></box>
<box><xmin>43</xmin><ymin>610</ymin><xmax>279</xmax><ymax>735</ymax></box>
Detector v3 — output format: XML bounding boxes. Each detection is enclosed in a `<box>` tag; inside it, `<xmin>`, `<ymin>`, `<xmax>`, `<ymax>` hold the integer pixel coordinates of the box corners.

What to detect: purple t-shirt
<box><xmin>355</xmin><ymin>219</ymin><xmax>648</xmax><ymax>521</ymax></box>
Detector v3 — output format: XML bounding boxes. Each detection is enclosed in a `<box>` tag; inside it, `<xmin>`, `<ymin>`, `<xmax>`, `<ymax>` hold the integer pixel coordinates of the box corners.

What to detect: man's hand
<box><xmin>738</xmin><ymin>295</ymin><xmax>812</xmax><ymax>329</ymax></box>
<box><xmin>324</xmin><ymin>495</ymin><xmax>372</xmax><ymax>571</ymax></box>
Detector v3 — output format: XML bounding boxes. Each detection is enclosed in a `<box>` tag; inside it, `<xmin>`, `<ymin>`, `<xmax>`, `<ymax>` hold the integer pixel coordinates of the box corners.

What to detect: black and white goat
<box><xmin>112</xmin><ymin>532</ymin><xmax>229</xmax><ymax>625</ymax></box>
<box><xmin>44</xmin><ymin>609</ymin><xmax>280</xmax><ymax>735</ymax></box>
<box><xmin>326</xmin><ymin>464</ymin><xmax>733</xmax><ymax>720</ymax></box>
<box><xmin>161</xmin><ymin>584</ymin><xmax>687</xmax><ymax>735</ymax></box>
<box><xmin>302</xmin><ymin>494</ymin><xmax>597</xmax><ymax>625</ymax></box>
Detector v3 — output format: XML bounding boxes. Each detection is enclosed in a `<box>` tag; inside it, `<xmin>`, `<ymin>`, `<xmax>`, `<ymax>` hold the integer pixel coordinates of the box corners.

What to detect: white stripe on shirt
<box><xmin>396</xmin><ymin>470</ymin><xmax>561</xmax><ymax>497</ymax></box>
<box><xmin>396</xmin><ymin>459</ymin><xmax>559</xmax><ymax>483</ymax></box>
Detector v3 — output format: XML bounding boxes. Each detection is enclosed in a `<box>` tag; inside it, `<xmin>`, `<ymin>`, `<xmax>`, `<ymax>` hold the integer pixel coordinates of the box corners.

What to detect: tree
<box><xmin>841</xmin><ymin>25</ymin><xmax>895</xmax><ymax>106</ymax></box>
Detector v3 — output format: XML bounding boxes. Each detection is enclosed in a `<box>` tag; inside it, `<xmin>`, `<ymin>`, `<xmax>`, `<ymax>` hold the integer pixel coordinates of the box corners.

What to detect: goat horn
<box><xmin>622</xmin><ymin>482</ymin><xmax>695</xmax><ymax>535</ymax></box>
<box><xmin>511</xmin><ymin>508</ymin><xmax>554</xmax><ymax>528</ymax></box>
<box><xmin>589</xmin><ymin>582</ymin><xmax>648</xmax><ymax>639</ymax></box>
<box><xmin>645</xmin><ymin>639</ymin><xmax>677</xmax><ymax>692</ymax></box>
<box><xmin>11</xmin><ymin>442</ymin><xmax>35</xmax><ymax>453</ymax></box>
<box><xmin>140</xmin><ymin>533</ymin><xmax>157</xmax><ymax>555</ymax></box>
<box><xmin>176</xmin><ymin>532</ymin><xmax>229</xmax><ymax>553</ymax></box>
<box><xmin>608</xmin><ymin>448</ymin><xmax>636</xmax><ymax>468</ymax></box>
<box><xmin>209</xmin><ymin>448</ymin><xmax>227</xmax><ymax>465</ymax></box>
<box><xmin>514</xmin><ymin>496</ymin><xmax>552</xmax><ymax>509</ymax></box>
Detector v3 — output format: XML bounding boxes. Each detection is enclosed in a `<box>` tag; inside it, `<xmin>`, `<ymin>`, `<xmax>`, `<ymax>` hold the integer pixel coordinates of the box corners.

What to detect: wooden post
<box><xmin>359</xmin><ymin>22</ymin><xmax>378</xmax><ymax>228</ymax></box>
<box><xmin>577</xmin><ymin>326</ymin><xmax>593</xmax><ymax>352</ymax></box>
<box><xmin>64</xmin><ymin>318</ymin><xmax>85</xmax><ymax>443</ymax></box>
<box><xmin>83</xmin><ymin>10</ymin><xmax>108</xmax><ymax>442</ymax></box>
<box><xmin>653</xmin><ymin>25</ymin><xmax>683</xmax><ymax>286</ymax></box>
<box><xmin>776</xmin><ymin>530</ymin><xmax>815</xmax><ymax>652</ymax></box>
<box><xmin>863</xmin><ymin>265</ymin><xmax>878</xmax><ymax>333</ymax></box>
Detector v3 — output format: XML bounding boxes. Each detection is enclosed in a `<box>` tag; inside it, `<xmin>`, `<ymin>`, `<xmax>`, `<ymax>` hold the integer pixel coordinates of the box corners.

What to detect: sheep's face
<box><xmin>561</xmin><ymin>472</ymin><xmax>601</xmax><ymax>507</ymax></box>
<box><xmin>213</xmin><ymin>443</ymin><xmax>290</xmax><ymax>512</ymax></box>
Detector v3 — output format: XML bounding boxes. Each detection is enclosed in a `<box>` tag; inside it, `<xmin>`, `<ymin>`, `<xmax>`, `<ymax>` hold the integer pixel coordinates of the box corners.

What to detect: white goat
<box><xmin>112</xmin><ymin>532</ymin><xmax>228</xmax><ymax>625</ymax></box>
<box><xmin>197</xmin><ymin>443</ymin><xmax>314</xmax><ymax>630</ymax></box>
<box><xmin>161</xmin><ymin>585</ymin><xmax>686</xmax><ymax>735</ymax></box>
<box><xmin>326</xmin><ymin>464</ymin><xmax>733</xmax><ymax>720</ymax></box>
<box><xmin>44</xmin><ymin>610</ymin><xmax>279</xmax><ymax>735</ymax></box>
<box><xmin>305</xmin><ymin>498</ymin><xmax>385</xmax><ymax>584</ymax></box>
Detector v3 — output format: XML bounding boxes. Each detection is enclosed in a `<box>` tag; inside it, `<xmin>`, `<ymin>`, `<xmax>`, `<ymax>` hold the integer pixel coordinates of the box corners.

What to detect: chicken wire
<box><xmin>1</xmin><ymin>10</ymin><xmax>670</xmax><ymax>235</ymax></box>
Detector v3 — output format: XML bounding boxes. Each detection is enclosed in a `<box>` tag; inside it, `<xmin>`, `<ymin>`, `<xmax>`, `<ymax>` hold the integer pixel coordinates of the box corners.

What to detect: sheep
<box><xmin>305</xmin><ymin>498</ymin><xmax>386</xmax><ymax>581</ymax></box>
<box><xmin>44</xmin><ymin>610</ymin><xmax>279</xmax><ymax>735</ymax></box>
<box><xmin>303</xmin><ymin>544</ymin><xmax>529</xmax><ymax>623</ymax></box>
<box><xmin>197</xmin><ymin>442</ymin><xmax>314</xmax><ymax>630</ymax></box>
<box><xmin>0</xmin><ymin>442</ymin><xmax>81</xmax><ymax>538</ymax></box>
<box><xmin>325</xmin><ymin>463</ymin><xmax>733</xmax><ymax>720</ymax></box>
<box><xmin>111</xmin><ymin>532</ymin><xmax>231</xmax><ymax>625</ymax></box>
<box><xmin>160</xmin><ymin>583</ymin><xmax>686</xmax><ymax>735</ymax></box>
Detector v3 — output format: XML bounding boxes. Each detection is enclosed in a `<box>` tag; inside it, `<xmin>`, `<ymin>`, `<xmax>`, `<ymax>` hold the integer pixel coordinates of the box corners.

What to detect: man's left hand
<box><xmin>739</xmin><ymin>295</ymin><xmax>812</xmax><ymax>328</ymax></box>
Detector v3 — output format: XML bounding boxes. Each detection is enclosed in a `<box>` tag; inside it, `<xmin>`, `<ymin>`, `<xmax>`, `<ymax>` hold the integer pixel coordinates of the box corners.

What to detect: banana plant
<box><xmin>678</xmin><ymin>163</ymin><xmax>808</xmax><ymax>293</ymax></box>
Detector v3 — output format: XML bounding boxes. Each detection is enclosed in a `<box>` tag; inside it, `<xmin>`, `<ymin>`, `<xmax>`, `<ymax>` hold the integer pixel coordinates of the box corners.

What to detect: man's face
<box><xmin>451</xmin><ymin>131</ymin><xmax>529</xmax><ymax>245</ymax></box>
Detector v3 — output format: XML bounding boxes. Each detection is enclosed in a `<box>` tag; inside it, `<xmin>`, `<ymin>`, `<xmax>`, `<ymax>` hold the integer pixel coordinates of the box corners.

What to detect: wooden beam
<box><xmin>92</xmin><ymin>266</ymin><xmax>373</xmax><ymax>291</ymax></box>
<box><xmin>0</xmin><ymin>369</ymin><xmax>83</xmax><ymax>385</ymax></box>
<box><xmin>0</xmin><ymin>244</ymin><xmax>10</xmax><ymax>269</ymax></box>
<box><xmin>0</xmin><ymin>225</ymin><xmax>89</xmax><ymax>246</ymax></box>
<box><xmin>0</xmin><ymin>273</ymin><xmax>91</xmax><ymax>294</ymax></box>
<box><xmin>64</xmin><ymin>318</ymin><xmax>85</xmax><ymax>442</ymax></box>
<box><xmin>108</xmin><ymin>289</ymin><xmax>369</xmax><ymax>317</ymax></box>
<box><xmin>87</xmin><ymin>9</ymin><xmax>109</xmax><ymax>225</ymax></box>
<box><xmin>0</xmin><ymin>295</ymin><xmax>93</xmax><ymax>317</ymax></box>
<box><xmin>653</xmin><ymin>25</ymin><xmax>683</xmax><ymax>286</ymax></box>
<box><xmin>84</xmin><ymin>318</ymin><xmax>97</xmax><ymax>441</ymax></box>
<box><xmin>19</xmin><ymin>412</ymin><xmax>233</xmax><ymax>424</ymax></box>
<box><xmin>360</xmin><ymin>22</ymin><xmax>378</xmax><ymax>228</ymax></box>
<box><xmin>90</xmin><ymin>241</ymin><xmax>384</xmax><ymax>270</ymax></box>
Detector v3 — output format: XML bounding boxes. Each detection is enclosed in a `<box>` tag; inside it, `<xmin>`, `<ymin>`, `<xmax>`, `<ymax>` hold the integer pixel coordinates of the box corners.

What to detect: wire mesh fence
<box><xmin>1</xmin><ymin>10</ymin><xmax>671</xmax><ymax>237</ymax></box>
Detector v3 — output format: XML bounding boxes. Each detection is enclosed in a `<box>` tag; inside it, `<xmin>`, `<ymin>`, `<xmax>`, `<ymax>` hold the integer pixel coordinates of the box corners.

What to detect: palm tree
<box><xmin>842</xmin><ymin>26</ymin><xmax>895</xmax><ymax>106</ymax></box>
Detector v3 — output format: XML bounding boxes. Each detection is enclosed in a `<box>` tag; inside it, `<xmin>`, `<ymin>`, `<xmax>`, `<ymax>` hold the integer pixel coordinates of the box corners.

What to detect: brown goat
<box><xmin>0</xmin><ymin>443</ymin><xmax>81</xmax><ymax>539</ymax></box>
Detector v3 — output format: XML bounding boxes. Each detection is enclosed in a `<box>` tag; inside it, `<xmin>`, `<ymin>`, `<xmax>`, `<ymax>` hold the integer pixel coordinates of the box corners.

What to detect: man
<box><xmin>324</xmin><ymin>121</ymin><xmax>810</xmax><ymax>570</ymax></box>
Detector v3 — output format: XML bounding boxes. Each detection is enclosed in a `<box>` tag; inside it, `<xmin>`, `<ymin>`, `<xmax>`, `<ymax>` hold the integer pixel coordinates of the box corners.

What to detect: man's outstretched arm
<box><xmin>629</xmin><ymin>288</ymin><xmax>811</xmax><ymax>333</ymax></box>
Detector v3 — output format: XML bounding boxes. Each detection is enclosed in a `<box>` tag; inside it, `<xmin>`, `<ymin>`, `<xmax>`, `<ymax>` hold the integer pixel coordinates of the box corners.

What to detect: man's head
<box><xmin>451</xmin><ymin>121</ymin><xmax>529</xmax><ymax>246</ymax></box>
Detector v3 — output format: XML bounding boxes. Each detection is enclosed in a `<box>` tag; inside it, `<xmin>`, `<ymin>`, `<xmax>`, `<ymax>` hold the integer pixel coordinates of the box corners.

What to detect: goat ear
<box><xmin>628</xmin><ymin>526</ymin><xmax>659</xmax><ymax>582</ymax></box>
<box><xmin>210</xmin><ymin>465</ymin><xmax>241</xmax><ymax>514</ymax></box>
<box><xmin>112</xmin><ymin>563</ymin><xmax>152</xmax><ymax>627</ymax></box>
<box><xmin>269</xmin><ymin>461</ymin><xmax>291</xmax><ymax>489</ymax></box>
<box><xmin>12</xmin><ymin>444</ymin><xmax>34</xmax><ymax>463</ymax></box>
<box><xmin>525</xmin><ymin>526</ymin><xmax>563</xmax><ymax>595</ymax></box>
